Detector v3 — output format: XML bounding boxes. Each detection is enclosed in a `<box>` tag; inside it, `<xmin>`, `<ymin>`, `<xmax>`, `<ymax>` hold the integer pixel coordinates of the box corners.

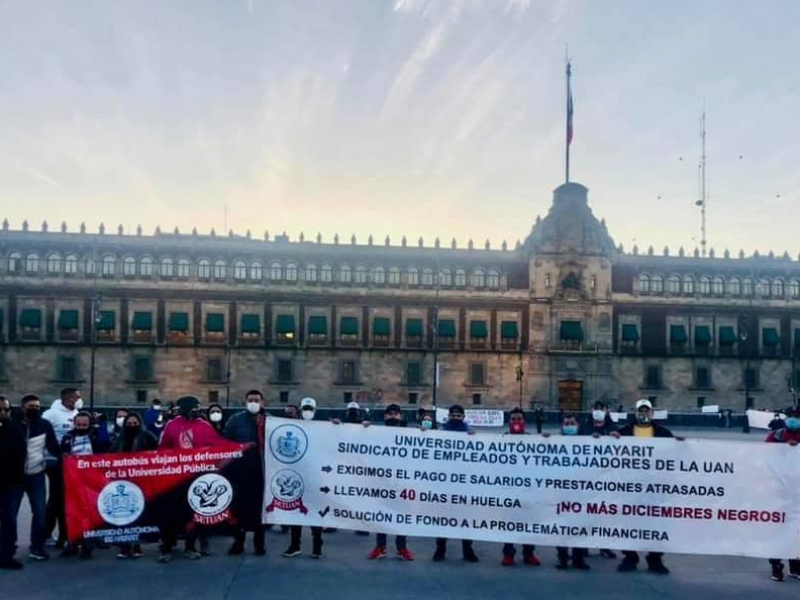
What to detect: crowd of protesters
<box><xmin>1</xmin><ymin>388</ymin><xmax>798</xmax><ymax>583</ymax></box>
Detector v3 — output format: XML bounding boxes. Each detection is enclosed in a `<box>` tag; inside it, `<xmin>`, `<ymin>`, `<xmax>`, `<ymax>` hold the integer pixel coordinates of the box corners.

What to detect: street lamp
<box><xmin>515</xmin><ymin>361</ymin><xmax>524</xmax><ymax>409</ymax></box>
<box><xmin>739</xmin><ymin>327</ymin><xmax>750</xmax><ymax>433</ymax></box>
<box><xmin>89</xmin><ymin>293</ymin><xmax>102</xmax><ymax>411</ymax></box>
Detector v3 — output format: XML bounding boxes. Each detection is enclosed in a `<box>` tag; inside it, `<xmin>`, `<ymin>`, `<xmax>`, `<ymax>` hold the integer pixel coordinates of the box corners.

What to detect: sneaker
<box><xmin>523</xmin><ymin>554</ymin><xmax>541</xmax><ymax>566</ymax></box>
<box><xmin>228</xmin><ymin>542</ymin><xmax>245</xmax><ymax>556</ymax></box>
<box><xmin>310</xmin><ymin>548</ymin><xmax>322</xmax><ymax>559</ymax></box>
<box><xmin>45</xmin><ymin>538</ymin><xmax>58</xmax><ymax>549</ymax></box>
<box><xmin>618</xmin><ymin>560</ymin><xmax>638</xmax><ymax>572</ymax></box>
<box><xmin>29</xmin><ymin>550</ymin><xmax>49</xmax><ymax>561</ymax></box>
<box><xmin>368</xmin><ymin>546</ymin><xmax>388</xmax><ymax>560</ymax></box>
<box><xmin>0</xmin><ymin>559</ymin><xmax>24</xmax><ymax>570</ymax></box>
<box><xmin>501</xmin><ymin>555</ymin><xmax>515</xmax><ymax>567</ymax></box>
<box><xmin>132</xmin><ymin>546</ymin><xmax>144</xmax><ymax>558</ymax></box>
<box><xmin>254</xmin><ymin>546</ymin><xmax>266</xmax><ymax>557</ymax></box>
<box><xmin>772</xmin><ymin>565</ymin><xmax>785</xmax><ymax>582</ymax></box>
<box><xmin>788</xmin><ymin>572</ymin><xmax>800</xmax><ymax>581</ymax></box>
<box><xmin>463</xmin><ymin>551</ymin><xmax>480</xmax><ymax>563</ymax></box>
<box><xmin>282</xmin><ymin>546</ymin><xmax>302</xmax><ymax>558</ymax></box>
<box><xmin>396</xmin><ymin>548</ymin><xmax>415</xmax><ymax>562</ymax></box>
<box><xmin>555</xmin><ymin>560</ymin><xmax>569</xmax><ymax>570</ymax></box>
<box><xmin>647</xmin><ymin>561</ymin><xmax>670</xmax><ymax>575</ymax></box>
<box><xmin>184</xmin><ymin>550</ymin><xmax>202</xmax><ymax>560</ymax></box>
<box><xmin>157</xmin><ymin>553</ymin><xmax>172</xmax><ymax>564</ymax></box>
<box><xmin>573</xmin><ymin>560</ymin><xmax>591</xmax><ymax>571</ymax></box>
<box><xmin>432</xmin><ymin>549</ymin><xmax>446</xmax><ymax>562</ymax></box>
<box><xmin>117</xmin><ymin>550</ymin><xmax>132</xmax><ymax>559</ymax></box>
<box><xmin>600</xmin><ymin>549</ymin><xmax>617</xmax><ymax>559</ymax></box>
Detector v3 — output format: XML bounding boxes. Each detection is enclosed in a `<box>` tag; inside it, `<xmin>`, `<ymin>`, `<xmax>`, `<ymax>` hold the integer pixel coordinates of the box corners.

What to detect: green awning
<box><xmin>373</xmin><ymin>317</ymin><xmax>391</xmax><ymax>336</ymax></box>
<box><xmin>670</xmin><ymin>325</ymin><xmax>687</xmax><ymax>343</ymax></box>
<box><xmin>500</xmin><ymin>321</ymin><xmax>518</xmax><ymax>339</ymax></box>
<box><xmin>438</xmin><ymin>319</ymin><xmax>456</xmax><ymax>337</ymax></box>
<box><xmin>275</xmin><ymin>315</ymin><xmax>295</xmax><ymax>334</ymax></box>
<box><xmin>621</xmin><ymin>323</ymin><xmax>639</xmax><ymax>342</ymax></box>
<box><xmin>97</xmin><ymin>311</ymin><xmax>116</xmax><ymax>330</ymax></box>
<box><xmin>340</xmin><ymin>317</ymin><xmax>359</xmax><ymax>335</ymax></box>
<box><xmin>560</xmin><ymin>320</ymin><xmax>583</xmax><ymax>341</ymax></box>
<box><xmin>719</xmin><ymin>326</ymin><xmax>737</xmax><ymax>345</ymax></box>
<box><xmin>169</xmin><ymin>312</ymin><xmax>189</xmax><ymax>331</ymax></box>
<box><xmin>308</xmin><ymin>316</ymin><xmax>327</xmax><ymax>335</ymax></box>
<box><xmin>20</xmin><ymin>308</ymin><xmax>41</xmax><ymax>328</ymax></box>
<box><xmin>58</xmin><ymin>310</ymin><xmax>79</xmax><ymax>330</ymax></box>
<box><xmin>132</xmin><ymin>311</ymin><xmax>152</xmax><ymax>330</ymax></box>
<box><xmin>205</xmin><ymin>313</ymin><xmax>224</xmax><ymax>332</ymax></box>
<box><xmin>694</xmin><ymin>326</ymin><xmax>711</xmax><ymax>344</ymax></box>
<box><xmin>241</xmin><ymin>314</ymin><xmax>260</xmax><ymax>333</ymax></box>
<box><xmin>763</xmin><ymin>327</ymin><xmax>780</xmax><ymax>346</ymax></box>
<box><xmin>794</xmin><ymin>329</ymin><xmax>800</xmax><ymax>349</ymax></box>
<box><xmin>406</xmin><ymin>318</ymin><xmax>423</xmax><ymax>337</ymax></box>
<box><xmin>469</xmin><ymin>320</ymin><xmax>488</xmax><ymax>338</ymax></box>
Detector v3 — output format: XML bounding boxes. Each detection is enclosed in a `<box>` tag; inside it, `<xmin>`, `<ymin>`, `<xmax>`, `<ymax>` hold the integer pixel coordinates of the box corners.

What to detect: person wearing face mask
<box><xmin>764</xmin><ymin>406</ymin><xmax>800</xmax><ymax>582</ymax></box>
<box><xmin>553</xmin><ymin>414</ymin><xmax>590</xmax><ymax>570</ymax></box>
<box><xmin>17</xmin><ymin>395</ymin><xmax>60</xmax><ymax>561</ymax></box>
<box><xmin>223</xmin><ymin>390</ymin><xmax>268</xmax><ymax>557</ymax></box>
<box><xmin>0</xmin><ymin>396</ymin><xmax>27</xmax><ymax>570</ymax></box>
<box><xmin>332</xmin><ymin>401</ymin><xmax>371</xmax><ymax>536</ymax></box>
<box><xmin>419</xmin><ymin>412</ymin><xmax>434</xmax><ymax>431</ymax></box>
<box><xmin>207</xmin><ymin>404</ymin><xmax>226</xmax><ymax>434</ymax></box>
<box><xmin>109</xmin><ymin>408</ymin><xmax>130</xmax><ymax>446</ymax></box>
<box><xmin>367</xmin><ymin>405</ymin><xmax>414</xmax><ymax>561</ymax></box>
<box><xmin>283</xmin><ymin>398</ymin><xmax>325</xmax><ymax>558</ymax></box>
<box><xmin>615</xmin><ymin>399</ymin><xmax>680</xmax><ymax>575</ymax></box>
<box><xmin>143</xmin><ymin>398</ymin><xmax>163</xmax><ymax>437</ymax></box>
<box><xmin>500</xmin><ymin>408</ymin><xmax>540</xmax><ymax>567</ymax></box>
<box><xmin>432</xmin><ymin>405</ymin><xmax>479</xmax><ymax>563</ymax></box>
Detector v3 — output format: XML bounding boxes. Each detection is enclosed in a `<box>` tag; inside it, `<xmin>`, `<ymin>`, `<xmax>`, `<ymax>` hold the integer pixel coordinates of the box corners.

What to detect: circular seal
<box><xmin>188</xmin><ymin>474</ymin><xmax>233</xmax><ymax>518</ymax></box>
<box><xmin>270</xmin><ymin>469</ymin><xmax>305</xmax><ymax>503</ymax></box>
<box><xmin>269</xmin><ymin>424</ymin><xmax>309</xmax><ymax>464</ymax></box>
<box><xmin>97</xmin><ymin>480</ymin><xmax>145</xmax><ymax>527</ymax></box>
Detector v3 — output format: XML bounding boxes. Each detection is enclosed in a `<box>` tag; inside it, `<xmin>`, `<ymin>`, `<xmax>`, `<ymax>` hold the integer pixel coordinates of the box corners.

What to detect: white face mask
<box><xmin>592</xmin><ymin>410</ymin><xmax>606</xmax><ymax>422</ymax></box>
<box><xmin>301</xmin><ymin>410</ymin><xmax>315</xmax><ymax>421</ymax></box>
<box><xmin>246</xmin><ymin>402</ymin><xmax>261</xmax><ymax>415</ymax></box>
<box><xmin>74</xmin><ymin>398</ymin><xmax>84</xmax><ymax>411</ymax></box>
<box><xmin>115</xmin><ymin>417</ymin><xmax>126</xmax><ymax>428</ymax></box>
<box><xmin>210</xmin><ymin>412</ymin><xmax>223</xmax><ymax>423</ymax></box>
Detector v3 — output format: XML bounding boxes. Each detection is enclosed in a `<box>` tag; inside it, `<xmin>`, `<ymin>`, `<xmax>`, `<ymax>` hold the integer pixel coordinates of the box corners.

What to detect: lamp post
<box><xmin>89</xmin><ymin>292</ymin><xmax>102</xmax><ymax>411</ymax></box>
<box><xmin>739</xmin><ymin>327</ymin><xmax>750</xmax><ymax>433</ymax></box>
<box><xmin>516</xmin><ymin>360</ymin><xmax>524</xmax><ymax>410</ymax></box>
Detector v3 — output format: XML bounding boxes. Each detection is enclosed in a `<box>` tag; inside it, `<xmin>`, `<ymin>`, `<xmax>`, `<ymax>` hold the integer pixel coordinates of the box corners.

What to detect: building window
<box><xmin>275</xmin><ymin>315</ymin><xmax>296</xmax><ymax>344</ymax></box>
<box><xmin>207</xmin><ymin>358</ymin><xmax>224</xmax><ymax>383</ymax></box>
<box><xmin>487</xmin><ymin>269</ymin><xmax>500</xmax><ymax>289</ymax></box>
<box><xmin>139</xmin><ymin>257</ymin><xmax>153</xmax><ymax>278</ymax></box>
<box><xmin>699</xmin><ymin>276</ymin><xmax>711</xmax><ymax>295</ymax></box>
<box><xmin>59</xmin><ymin>356</ymin><xmax>78</xmax><ymax>382</ymax></box>
<box><xmin>122</xmin><ymin>257</ymin><xmax>136</xmax><ymax>277</ymax></box>
<box><xmin>500</xmin><ymin>321</ymin><xmax>519</xmax><ymax>350</ymax></box>
<box><xmin>168</xmin><ymin>312</ymin><xmax>190</xmax><ymax>342</ymax></box>
<box><xmin>0</xmin><ymin>355</ymin><xmax>5</xmax><ymax>379</ymax></box>
<box><xmin>239</xmin><ymin>314</ymin><xmax>260</xmax><ymax>341</ymax></box>
<box><xmin>472</xmin><ymin>393</ymin><xmax>482</xmax><ymax>405</ymax></box>
<box><xmin>406</xmin><ymin>362</ymin><xmax>421</xmax><ymax>386</ymax></box>
<box><xmin>742</xmin><ymin>277</ymin><xmax>754</xmax><ymax>297</ymax></box>
<box><xmin>670</xmin><ymin>324</ymin><xmax>688</xmax><ymax>354</ymax></box>
<box><xmin>132</xmin><ymin>311</ymin><xmax>153</xmax><ymax>343</ymax></box>
<box><xmin>134</xmin><ymin>357</ymin><xmax>152</xmax><ymax>382</ymax></box>
<box><xmin>102</xmin><ymin>255</ymin><xmax>116</xmax><ymax>277</ymax></box>
<box><xmin>47</xmin><ymin>254</ymin><xmax>62</xmax><ymax>274</ymax></box>
<box><xmin>279</xmin><ymin>391</ymin><xmax>289</xmax><ymax>404</ymax></box>
<box><xmin>638</xmin><ymin>274</ymin><xmax>650</xmax><ymax>293</ymax></box>
<box><xmin>208</xmin><ymin>390</ymin><xmax>220</xmax><ymax>404</ymax></box>
<box><xmin>772</xmin><ymin>279</ymin><xmax>785</xmax><ymax>298</ymax></box>
<box><xmin>651</xmin><ymin>275</ymin><xmax>663</xmax><ymax>293</ymax></box>
<box><xmin>136</xmin><ymin>390</ymin><xmax>148</xmax><ymax>404</ymax></box>
<box><xmin>8</xmin><ymin>252</ymin><xmax>22</xmax><ymax>274</ymax></box>
<box><xmin>159</xmin><ymin>257</ymin><xmax>173</xmax><ymax>278</ymax></box>
<box><xmin>439</xmin><ymin>269</ymin><xmax>452</xmax><ymax>287</ymax></box>
<box><xmin>695</xmin><ymin>366</ymin><xmax>710</xmax><ymax>389</ymax></box>
<box><xmin>305</xmin><ymin>264</ymin><xmax>318</xmax><ymax>282</ymax></box>
<box><xmin>340</xmin><ymin>361</ymin><xmax>357</xmax><ymax>384</ymax></box>
<box><xmin>355</xmin><ymin>266</ymin><xmax>367</xmax><ymax>284</ymax></box>
<box><xmin>437</xmin><ymin>319</ymin><xmax>456</xmax><ymax>348</ymax></box>
<box><xmin>372</xmin><ymin>267</ymin><xmax>385</xmax><ymax>285</ymax></box>
<box><xmin>712</xmin><ymin>277</ymin><xmax>724</xmax><ymax>295</ymax></box>
<box><xmin>20</xmin><ymin>308</ymin><xmax>42</xmax><ymax>341</ymax></box>
<box><xmin>307</xmin><ymin>316</ymin><xmax>328</xmax><ymax>344</ymax></box>
<box><xmin>471</xmin><ymin>269</ymin><xmax>485</xmax><ymax>288</ymax></box>
<box><xmin>321</xmin><ymin>265</ymin><xmax>333</xmax><ymax>283</ymax></box>
<box><xmin>205</xmin><ymin>313</ymin><xmax>225</xmax><ymax>341</ymax></box>
<box><xmin>339</xmin><ymin>265</ymin><xmax>352</xmax><ymax>284</ymax></box>
<box><xmin>756</xmin><ymin>278</ymin><xmax>770</xmax><ymax>297</ymax></box>
<box><xmin>408</xmin><ymin>392</ymin><xmax>418</xmax><ymax>405</ymax></box>
<box><xmin>620</xmin><ymin>323</ymin><xmax>639</xmax><ymax>353</ymax></box>
<box><xmin>729</xmin><ymin>277</ymin><xmax>741</xmax><ymax>296</ymax></box>
<box><xmin>790</xmin><ymin>279</ymin><xmax>800</xmax><ymax>299</ymax></box>
<box><xmin>177</xmin><ymin>258</ymin><xmax>190</xmax><ymax>278</ymax></box>
<box><xmin>666</xmin><ymin>276</ymin><xmax>680</xmax><ymax>294</ymax></box>
<box><xmin>407</xmin><ymin>268</ymin><xmax>419</xmax><ymax>286</ymax></box>
<box><xmin>198</xmin><ymin>259</ymin><xmax>211</xmax><ymax>280</ymax></box>
<box><xmin>405</xmin><ymin>318</ymin><xmax>423</xmax><ymax>348</ymax></box>
<box><xmin>470</xmin><ymin>362</ymin><xmax>485</xmax><ymax>386</ymax></box>
<box><xmin>250</xmin><ymin>261</ymin><xmax>263</xmax><ymax>281</ymax></box>
<box><xmin>339</xmin><ymin>317</ymin><xmax>359</xmax><ymax>346</ymax></box>
<box><xmin>57</xmin><ymin>310</ymin><xmax>80</xmax><ymax>341</ymax></box>
<box><xmin>372</xmin><ymin>317</ymin><xmax>391</xmax><ymax>346</ymax></box>
<box><xmin>286</xmin><ymin>263</ymin><xmax>298</xmax><ymax>282</ymax></box>
<box><xmin>469</xmin><ymin>320</ymin><xmax>488</xmax><ymax>349</ymax></box>
<box><xmin>277</xmin><ymin>359</ymin><xmax>293</xmax><ymax>383</ymax></box>
<box><xmin>26</xmin><ymin>253</ymin><xmax>40</xmax><ymax>274</ymax></box>
<box><xmin>343</xmin><ymin>391</ymin><xmax>353</xmax><ymax>404</ymax></box>
<box><xmin>645</xmin><ymin>365</ymin><xmax>661</xmax><ymax>389</ymax></box>
<box><xmin>96</xmin><ymin>311</ymin><xmax>116</xmax><ymax>341</ymax></box>
<box><xmin>421</xmin><ymin>268</ymin><xmax>434</xmax><ymax>286</ymax></box>
<box><xmin>388</xmin><ymin>267</ymin><xmax>400</xmax><ymax>285</ymax></box>
<box><xmin>683</xmin><ymin>276</ymin><xmax>694</xmax><ymax>295</ymax></box>
<box><xmin>270</xmin><ymin>262</ymin><xmax>282</xmax><ymax>281</ymax></box>
<box><xmin>234</xmin><ymin>261</ymin><xmax>247</xmax><ymax>281</ymax></box>
<box><xmin>85</xmin><ymin>257</ymin><xmax>96</xmax><ymax>276</ymax></box>
<box><xmin>213</xmin><ymin>260</ymin><xmax>226</xmax><ymax>281</ymax></box>
<box><xmin>455</xmin><ymin>269</ymin><xmax>466</xmax><ymax>287</ymax></box>
<box><xmin>65</xmin><ymin>254</ymin><xmax>77</xmax><ymax>275</ymax></box>
<box><xmin>744</xmin><ymin>367</ymin><xmax>759</xmax><ymax>389</ymax></box>
<box><xmin>762</xmin><ymin>327</ymin><xmax>780</xmax><ymax>357</ymax></box>
<box><xmin>694</xmin><ymin>326</ymin><xmax>712</xmax><ymax>355</ymax></box>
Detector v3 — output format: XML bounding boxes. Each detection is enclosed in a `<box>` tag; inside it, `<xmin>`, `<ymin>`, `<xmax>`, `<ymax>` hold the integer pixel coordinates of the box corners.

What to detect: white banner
<box><xmin>263</xmin><ymin>418</ymin><xmax>800</xmax><ymax>558</ymax></box>
<box><xmin>701</xmin><ymin>405</ymin><xmax>720</xmax><ymax>414</ymax></box>
<box><xmin>435</xmin><ymin>408</ymin><xmax>505</xmax><ymax>428</ymax></box>
<box><xmin>747</xmin><ymin>409</ymin><xmax>786</xmax><ymax>430</ymax></box>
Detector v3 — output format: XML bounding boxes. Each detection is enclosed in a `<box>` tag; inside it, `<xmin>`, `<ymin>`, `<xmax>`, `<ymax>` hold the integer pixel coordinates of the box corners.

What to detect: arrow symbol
<box><xmin>320</xmin><ymin>486</ymin><xmax>330</xmax><ymax>494</ymax></box>
<box><xmin>321</xmin><ymin>466</ymin><xmax>332</xmax><ymax>473</ymax></box>
<box><xmin>319</xmin><ymin>506</ymin><xmax>330</xmax><ymax>518</ymax></box>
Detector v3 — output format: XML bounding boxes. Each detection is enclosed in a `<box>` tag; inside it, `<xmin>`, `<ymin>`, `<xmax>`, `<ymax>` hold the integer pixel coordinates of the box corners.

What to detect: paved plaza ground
<box><xmin>3</xmin><ymin>426</ymin><xmax>797</xmax><ymax>600</ymax></box>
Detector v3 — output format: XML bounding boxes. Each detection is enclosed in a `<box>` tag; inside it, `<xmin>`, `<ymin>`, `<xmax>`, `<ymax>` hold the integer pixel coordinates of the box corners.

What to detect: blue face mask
<box><xmin>562</xmin><ymin>425</ymin><xmax>578</xmax><ymax>436</ymax></box>
<box><xmin>785</xmin><ymin>417</ymin><xmax>800</xmax><ymax>431</ymax></box>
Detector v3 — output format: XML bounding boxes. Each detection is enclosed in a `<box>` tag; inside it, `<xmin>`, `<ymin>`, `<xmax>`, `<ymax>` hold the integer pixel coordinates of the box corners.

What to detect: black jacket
<box><xmin>616</xmin><ymin>423</ymin><xmax>674</xmax><ymax>438</ymax></box>
<box><xmin>0</xmin><ymin>419</ymin><xmax>27</xmax><ymax>488</ymax></box>
<box><xmin>19</xmin><ymin>416</ymin><xmax>60</xmax><ymax>475</ymax></box>
<box><xmin>109</xmin><ymin>429</ymin><xmax>159</xmax><ymax>453</ymax></box>
<box><xmin>223</xmin><ymin>410</ymin><xmax>263</xmax><ymax>444</ymax></box>
<box><xmin>579</xmin><ymin>417</ymin><xmax>617</xmax><ymax>436</ymax></box>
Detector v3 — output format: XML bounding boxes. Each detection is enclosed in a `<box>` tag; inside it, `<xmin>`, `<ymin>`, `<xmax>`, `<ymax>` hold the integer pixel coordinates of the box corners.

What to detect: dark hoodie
<box><xmin>443</xmin><ymin>419</ymin><xmax>471</xmax><ymax>432</ymax></box>
<box><xmin>0</xmin><ymin>418</ymin><xmax>27</xmax><ymax>488</ymax></box>
<box><xmin>109</xmin><ymin>426</ymin><xmax>158</xmax><ymax>453</ymax></box>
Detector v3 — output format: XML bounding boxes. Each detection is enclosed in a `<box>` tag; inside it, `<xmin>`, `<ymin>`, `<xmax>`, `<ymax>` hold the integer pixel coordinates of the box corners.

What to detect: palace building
<box><xmin>1</xmin><ymin>181</ymin><xmax>799</xmax><ymax>411</ymax></box>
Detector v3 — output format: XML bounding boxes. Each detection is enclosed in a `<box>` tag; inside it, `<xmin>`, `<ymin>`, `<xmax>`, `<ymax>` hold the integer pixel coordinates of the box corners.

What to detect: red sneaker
<box><xmin>396</xmin><ymin>548</ymin><xmax>415</xmax><ymax>561</ymax></box>
<box><xmin>368</xmin><ymin>546</ymin><xmax>388</xmax><ymax>560</ymax></box>
<box><xmin>501</xmin><ymin>555</ymin><xmax>515</xmax><ymax>567</ymax></box>
<box><xmin>523</xmin><ymin>554</ymin><xmax>541</xmax><ymax>566</ymax></box>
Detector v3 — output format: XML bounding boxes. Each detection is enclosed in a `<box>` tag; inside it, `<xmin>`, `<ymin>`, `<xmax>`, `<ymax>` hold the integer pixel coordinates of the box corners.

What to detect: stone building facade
<box><xmin>1</xmin><ymin>181</ymin><xmax>799</xmax><ymax>411</ymax></box>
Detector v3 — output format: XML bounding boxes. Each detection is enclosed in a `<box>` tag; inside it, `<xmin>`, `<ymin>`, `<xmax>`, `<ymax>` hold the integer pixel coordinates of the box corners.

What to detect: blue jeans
<box><xmin>0</xmin><ymin>486</ymin><xmax>24</xmax><ymax>562</ymax></box>
<box><xmin>23</xmin><ymin>473</ymin><xmax>47</xmax><ymax>552</ymax></box>
<box><xmin>376</xmin><ymin>533</ymin><xmax>406</xmax><ymax>550</ymax></box>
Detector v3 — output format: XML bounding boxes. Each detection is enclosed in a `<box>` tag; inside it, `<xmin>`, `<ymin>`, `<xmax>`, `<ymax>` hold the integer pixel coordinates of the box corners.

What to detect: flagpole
<box><xmin>565</xmin><ymin>56</ymin><xmax>571</xmax><ymax>184</ymax></box>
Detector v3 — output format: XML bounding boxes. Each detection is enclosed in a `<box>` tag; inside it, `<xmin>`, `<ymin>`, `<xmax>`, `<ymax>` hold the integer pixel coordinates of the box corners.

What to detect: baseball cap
<box><xmin>346</xmin><ymin>401</ymin><xmax>360</xmax><ymax>410</ymax></box>
<box><xmin>635</xmin><ymin>399</ymin><xmax>653</xmax><ymax>411</ymax></box>
<box><xmin>300</xmin><ymin>397</ymin><xmax>317</xmax><ymax>410</ymax></box>
<box><xmin>385</xmin><ymin>403</ymin><xmax>401</xmax><ymax>414</ymax></box>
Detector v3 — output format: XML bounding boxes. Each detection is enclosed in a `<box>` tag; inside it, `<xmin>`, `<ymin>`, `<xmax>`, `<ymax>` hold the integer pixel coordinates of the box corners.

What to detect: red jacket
<box><xmin>159</xmin><ymin>416</ymin><xmax>223</xmax><ymax>450</ymax></box>
<box><xmin>765</xmin><ymin>428</ymin><xmax>800</xmax><ymax>444</ymax></box>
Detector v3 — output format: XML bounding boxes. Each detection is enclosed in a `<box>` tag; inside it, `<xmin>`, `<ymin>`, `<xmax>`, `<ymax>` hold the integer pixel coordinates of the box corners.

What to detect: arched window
<box><xmin>85</xmin><ymin>257</ymin><xmax>96</xmax><ymax>276</ymax></box>
<box><xmin>712</xmin><ymin>276</ymin><xmax>725</xmax><ymax>295</ymax></box>
<box><xmin>682</xmin><ymin>276</ymin><xmax>694</xmax><ymax>295</ymax></box>
<box><xmin>772</xmin><ymin>279</ymin><xmax>785</xmax><ymax>298</ymax></box>
<box><xmin>213</xmin><ymin>260</ymin><xmax>226</xmax><ymax>280</ymax></box>
<box><xmin>160</xmin><ymin>257</ymin><xmax>174</xmax><ymax>278</ymax></box>
<box><xmin>372</xmin><ymin>267</ymin><xmax>385</xmax><ymax>285</ymax></box>
<box><xmin>26</xmin><ymin>253</ymin><xmax>40</xmax><ymax>274</ymax></box>
<box><xmin>422</xmin><ymin>268</ymin><xmax>434</xmax><ymax>286</ymax></box>
<box><xmin>101</xmin><ymin>255</ymin><xmax>116</xmax><ymax>277</ymax></box>
<box><xmin>487</xmin><ymin>269</ymin><xmax>500</xmax><ymax>289</ymax></box>
<box><xmin>123</xmin><ymin>257</ymin><xmax>136</xmax><ymax>277</ymax></box>
<box><xmin>790</xmin><ymin>279</ymin><xmax>800</xmax><ymax>299</ymax></box>
<box><xmin>321</xmin><ymin>265</ymin><xmax>333</xmax><ymax>283</ymax></box>
<box><xmin>269</xmin><ymin>262</ymin><xmax>282</xmax><ymax>281</ymax></box>
<box><xmin>140</xmin><ymin>257</ymin><xmax>153</xmax><ymax>278</ymax></box>
<box><xmin>177</xmin><ymin>258</ymin><xmax>190</xmax><ymax>278</ymax></box>
<box><xmin>471</xmin><ymin>268</ymin><xmax>485</xmax><ymax>288</ymax></box>
<box><xmin>64</xmin><ymin>254</ymin><xmax>77</xmax><ymax>275</ymax></box>
<box><xmin>651</xmin><ymin>275</ymin><xmax>664</xmax><ymax>293</ymax></box>
<box><xmin>756</xmin><ymin>278</ymin><xmax>770</xmax><ymax>297</ymax></box>
<box><xmin>8</xmin><ymin>252</ymin><xmax>22</xmax><ymax>274</ymax></box>
<box><xmin>699</xmin><ymin>276</ymin><xmax>711</xmax><ymax>295</ymax></box>
<box><xmin>250</xmin><ymin>261</ymin><xmax>263</xmax><ymax>281</ymax></box>
<box><xmin>638</xmin><ymin>274</ymin><xmax>651</xmax><ymax>293</ymax></box>
<box><xmin>388</xmin><ymin>267</ymin><xmax>400</xmax><ymax>285</ymax></box>
<box><xmin>743</xmin><ymin>277</ymin><xmax>754</xmax><ymax>297</ymax></box>
<box><xmin>305</xmin><ymin>264</ymin><xmax>318</xmax><ymax>282</ymax></box>
<box><xmin>198</xmin><ymin>259</ymin><xmax>211</xmax><ymax>280</ymax></box>
<box><xmin>355</xmin><ymin>265</ymin><xmax>367</xmax><ymax>284</ymax></box>
<box><xmin>455</xmin><ymin>269</ymin><xmax>466</xmax><ymax>287</ymax></box>
<box><xmin>339</xmin><ymin>265</ymin><xmax>352</xmax><ymax>284</ymax></box>
<box><xmin>407</xmin><ymin>267</ymin><xmax>419</xmax><ymax>286</ymax></box>
<box><xmin>666</xmin><ymin>275</ymin><xmax>681</xmax><ymax>294</ymax></box>
<box><xmin>729</xmin><ymin>277</ymin><xmax>741</xmax><ymax>296</ymax></box>
<box><xmin>47</xmin><ymin>253</ymin><xmax>61</xmax><ymax>274</ymax></box>
<box><xmin>439</xmin><ymin>269</ymin><xmax>452</xmax><ymax>287</ymax></box>
<box><xmin>234</xmin><ymin>261</ymin><xmax>247</xmax><ymax>281</ymax></box>
<box><xmin>286</xmin><ymin>263</ymin><xmax>298</xmax><ymax>281</ymax></box>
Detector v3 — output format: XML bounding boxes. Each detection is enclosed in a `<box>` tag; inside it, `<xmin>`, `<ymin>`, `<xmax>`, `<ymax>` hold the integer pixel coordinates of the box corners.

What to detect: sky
<box><xmin>1</xmin><ymin>0</ymin><xmax>798</xmax><ymax>255</ymax></box>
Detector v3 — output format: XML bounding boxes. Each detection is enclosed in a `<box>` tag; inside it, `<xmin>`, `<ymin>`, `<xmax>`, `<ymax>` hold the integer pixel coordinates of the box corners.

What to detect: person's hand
<box><xmin>331</xmin><ymin>418</ymin><xmax>341</xmax><ymax>425</ymax></box>
<box><xmin>542</xmin><ymin>432</ymin><xmax>551</xmax><ymax>438</ymax></box>
<box><xmin>788</xmin><ymin>440</ymin><xmax>798</xmax><ymax>446</ymax></box>
<box><xmin>675</xmin><ymin>436</ymin><xmax>686</xmax><ymax>441</ymax></box>
<box><xmin>362</xmin><ymin>421</ymin><xmax>371</xmax><ymax>428</ymax></box>
<box><xmin>592</xmin><ymin>432</ymin><xmax>601</xmax><ymax>439</ymax></box>
<box><xmin>467</xmin><ymin>430</ymin><xmax>476</xmax><ymax>435</ymax></box>
<box><xmin>610</xmin><ymin>431</ymin><xmax>621</xmax><ymax>439</ymax></box>
<box><xmin>419</xmin><ymin>426</ymin><xmax>429</xmax><ymax>432</ymax></box>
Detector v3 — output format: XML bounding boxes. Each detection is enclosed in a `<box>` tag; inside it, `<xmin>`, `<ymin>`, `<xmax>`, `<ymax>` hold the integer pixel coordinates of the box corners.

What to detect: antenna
<box><xmin>699</xmin><ymin>109</ymin><xmax>707</xmax><ymax>257</ymax></box>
